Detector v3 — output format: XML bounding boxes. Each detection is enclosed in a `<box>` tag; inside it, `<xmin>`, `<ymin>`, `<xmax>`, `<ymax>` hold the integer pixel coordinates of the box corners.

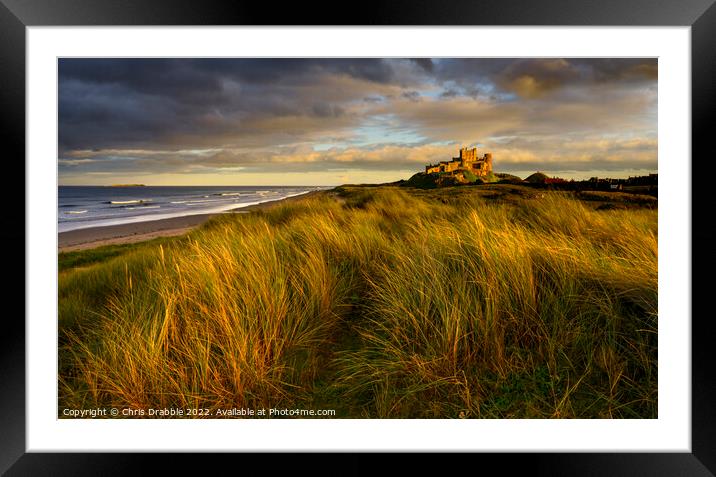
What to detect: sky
<box><xmin>58</xmin><ymin>58</ymin><xmax>657</xmax><ymax>186</ymax></box>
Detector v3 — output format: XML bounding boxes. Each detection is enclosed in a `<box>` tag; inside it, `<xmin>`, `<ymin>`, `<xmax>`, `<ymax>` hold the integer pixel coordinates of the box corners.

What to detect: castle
<box><xmin>425</xmin><ymin>147</ymin><xmax>493</xmax><ymax>177</ymax></box>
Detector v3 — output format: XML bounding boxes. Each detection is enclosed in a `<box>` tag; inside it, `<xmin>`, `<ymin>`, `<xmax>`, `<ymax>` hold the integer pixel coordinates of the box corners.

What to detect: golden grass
<box><xmin>59</xmin><ymin>186</ymin><xmax>657</xmax><ymax>418</ymax></box>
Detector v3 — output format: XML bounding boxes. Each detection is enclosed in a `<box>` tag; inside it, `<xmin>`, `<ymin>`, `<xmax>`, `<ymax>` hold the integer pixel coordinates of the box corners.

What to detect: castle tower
<box><xmin>483</xmin><ymin>153</ymin><xmax>493</xmax><ymax>173</ymax></box>
<box><xmin>459</xmin><ymin>147</ymin><xmax>478</xmax><ymax>168</ymax></box>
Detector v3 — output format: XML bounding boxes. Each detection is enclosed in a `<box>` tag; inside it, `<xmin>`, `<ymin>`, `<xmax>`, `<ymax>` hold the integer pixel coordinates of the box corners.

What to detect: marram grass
<box><xmin>59</xmin><ymin>186</ymin><xmax>657</xmax><ymax>418</ymax></box>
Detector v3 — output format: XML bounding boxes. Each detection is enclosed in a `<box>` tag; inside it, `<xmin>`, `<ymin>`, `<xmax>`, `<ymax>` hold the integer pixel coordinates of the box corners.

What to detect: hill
<box><xmin>403</xmin><ymin>170</ymin><xmax>508</xmax><ymax>189</ymax></box>
<box><xmin>494</xmin><ymin>172</ymin><xmax>524</xmax><ymax>184</ymax></box>
<box><xmin>524</xmin><ymin>172</ymin><xmax>549</xmax><ymax>184</ymax></box>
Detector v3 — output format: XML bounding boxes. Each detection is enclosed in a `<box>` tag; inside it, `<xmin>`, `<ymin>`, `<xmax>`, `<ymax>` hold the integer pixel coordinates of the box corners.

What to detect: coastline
<box><xmin>58</xmin><ymin>190</ymin><xmax>323</xmax><ymax>252</ymax></box>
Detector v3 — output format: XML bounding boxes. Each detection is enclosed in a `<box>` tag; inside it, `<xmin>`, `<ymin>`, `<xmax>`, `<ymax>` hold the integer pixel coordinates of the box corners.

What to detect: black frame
<box><xmin>4</xmin><ymin>0</ymin><xmax>715</xmax><ymax>474</ymax></box>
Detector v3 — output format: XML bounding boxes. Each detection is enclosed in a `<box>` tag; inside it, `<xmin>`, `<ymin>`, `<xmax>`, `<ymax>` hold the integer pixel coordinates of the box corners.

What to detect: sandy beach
<box><xmin>58</xmin><ymin>191</ymin><xmax>321</xmax><ymax>252</ymax></box>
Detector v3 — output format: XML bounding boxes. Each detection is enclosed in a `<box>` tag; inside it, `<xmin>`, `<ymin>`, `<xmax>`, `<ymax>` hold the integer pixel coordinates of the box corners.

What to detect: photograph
<box><xmin>0</xmin><ymin>0</ymin><xmax>709</xmax><ymax>466</ymax></box>
<box><xmin>57</xmin><ymin>57</ymin><xmax>658</xmax><ymax>419</ymax></box>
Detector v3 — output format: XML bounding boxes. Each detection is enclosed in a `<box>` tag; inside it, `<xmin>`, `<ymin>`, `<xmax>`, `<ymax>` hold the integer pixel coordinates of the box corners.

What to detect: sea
<box><xmin>58</xmin><ymin>185</ymin><xmax>327</xmax><ymax>233</ymax></box>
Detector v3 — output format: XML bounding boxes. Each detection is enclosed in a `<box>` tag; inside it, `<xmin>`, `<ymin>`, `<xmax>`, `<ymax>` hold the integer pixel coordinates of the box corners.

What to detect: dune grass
<box><xmin>58</xmin><ymin>185</ymin><xmax>657</xmax><ymax>418</ymax></box>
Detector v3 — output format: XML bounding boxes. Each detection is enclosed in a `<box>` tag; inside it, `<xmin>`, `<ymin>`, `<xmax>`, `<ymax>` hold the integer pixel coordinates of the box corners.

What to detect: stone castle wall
<box><xmin>425</xmin><ymin>147</ymin><xmax>492</xmax><ymax>176</ymax></box>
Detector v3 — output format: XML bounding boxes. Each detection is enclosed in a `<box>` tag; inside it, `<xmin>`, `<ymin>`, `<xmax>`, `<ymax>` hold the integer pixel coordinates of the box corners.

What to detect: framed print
<box><xmin>4</xmin><ymin>0</ymin><xmax>716</xmax><ymax>474</ymax></box>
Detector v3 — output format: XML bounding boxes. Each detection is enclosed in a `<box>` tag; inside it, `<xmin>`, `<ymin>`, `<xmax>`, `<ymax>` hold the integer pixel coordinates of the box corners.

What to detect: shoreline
<box><xmin>58</xmin><ymin>191</ymin><xmax>323</xmax><ymax>252</ymax></box>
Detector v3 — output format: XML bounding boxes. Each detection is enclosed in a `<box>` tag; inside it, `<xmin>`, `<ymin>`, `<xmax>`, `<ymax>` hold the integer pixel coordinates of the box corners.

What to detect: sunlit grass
<box><xmin>59</xmin><ymin>186</ymin><xmax>657</xmax><ymax>418</ymax></box>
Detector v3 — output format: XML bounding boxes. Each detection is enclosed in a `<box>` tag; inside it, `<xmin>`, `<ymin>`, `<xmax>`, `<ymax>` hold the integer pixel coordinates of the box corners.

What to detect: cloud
<box><xmin>410</xmin><ymin>58</ymin><xmax>434</xmax><ymax>73</ymax></box>
<box><xmin>496</xmin><ymin>59</ymin><xmax>579</xmax><ymax>98</ymax></box>
<box><xmin>58</xmin><ymin>60</ymin><xmax>417</xmax><ymax>152</ymax></box>
<box><xmin>401</xmin><ymin>90</ymin><xmax>422</xmax><ymax>102</ymax></box>
<box><xmin>58</xmin><ymin>58</ymin><xmax>658</xmax><ymax>183</ymax></box>
<box><xmin>58</xmin><ymin>158</ymin><xmax>100</xmax><ymax>167</ymax></box>
<box><xmin>311</xmin><ymin>102</ymin><xmax>346</xmax><ymax>118</ymax></box>
<box><xmin>431</xmin><ymin>58</ymin><xmax>657</xmax><ymax>98</ymax></box>
<box><xmin>480</xmin><ymin>135</ymin><xmax>657</xmax><ymax>172</ymax></box>
<box><xmin>60</xmin><ymin>133</ymin><xmax>656</xmax><ymax>178</ymax></box>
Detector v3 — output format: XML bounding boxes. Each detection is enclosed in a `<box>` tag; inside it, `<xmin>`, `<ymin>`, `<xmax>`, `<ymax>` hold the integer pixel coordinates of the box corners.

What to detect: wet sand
<box><xmin>59</xmin><ymin>191</ymin><xmax>322</xmax><ymax>252</ymax></box>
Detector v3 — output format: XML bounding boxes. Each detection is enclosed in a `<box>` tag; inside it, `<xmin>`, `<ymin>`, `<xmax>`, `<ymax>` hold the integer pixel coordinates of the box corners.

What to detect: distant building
<box><xmin>425</xmin><ymin>147</ymin><xmax>493</xmax><ymax>177</ymax></box>
<box><xmin>585</xmin><ymin>173</ymin><xmax>657</xmax><ymax>192</ymax></box>
<box><xmin>626</xmin><ymin>173</ymin><xmax>658</xmax><ymax>186</ymax></box>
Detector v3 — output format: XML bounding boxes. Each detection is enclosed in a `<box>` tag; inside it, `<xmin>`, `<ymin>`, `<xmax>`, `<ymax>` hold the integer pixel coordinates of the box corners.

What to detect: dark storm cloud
<box><xmin>574</xmin><ymin>58</ymin><xmax>658</xmax><ymax>82</ymax></box>
<box><xmin>58</xmin><ymin>58</ymin><xmax>657</xmax><ymax>183</ymax></box>
<box><xmin>311</xmin><ymin>102</ymin><xmax>345</xmax><ymax>118</ymax></box>
<box><xmin>59</xmin><ymin>58</ymin><xmax>656</xmax><ymax>151</ymax></box>
<box><xmin>58</xmin><ymin>58</ymin><xmax>400</xmax><ymax>93</ymax></box>
<box><xmin>401</xmin><ymin>91</ymin><xmax>422</xmax><ymax>102</ymax></box>
<box><xmin>410</xmin><ymin>58</ymin><xmax>434</xmax><ymax>73</ymax></box>
<box><xmin>58</xmin><ymin>58</ymin><xmax>428</xmax><ymax>152</ymax></box>
<box><xmin>432</xmin><ymin>58</ymin><xmax>657</xmax><ymax>98</ymax></box>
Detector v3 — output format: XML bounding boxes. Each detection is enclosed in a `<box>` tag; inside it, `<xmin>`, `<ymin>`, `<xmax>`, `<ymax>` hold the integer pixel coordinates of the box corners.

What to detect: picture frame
<box><xmin>4</xmin><ymin>0</ymin><xmax>715</xmax><ymax>473</ymax></box>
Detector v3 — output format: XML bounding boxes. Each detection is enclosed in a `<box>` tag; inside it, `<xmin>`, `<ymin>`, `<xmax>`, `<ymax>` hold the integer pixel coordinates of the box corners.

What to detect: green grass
<box><xmin>58</xmin><ymin>185</ymin><xmax>657</xmax><ymax>418</ymax></box>
<box><xmin>59</xmin><ymin>236</ymin><xmax>180</xmax><ymax>272</ymax></box>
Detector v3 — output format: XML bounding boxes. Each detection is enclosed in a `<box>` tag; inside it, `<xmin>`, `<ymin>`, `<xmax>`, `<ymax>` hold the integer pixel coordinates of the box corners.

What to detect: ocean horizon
<box><xmin>58</xmin><ymin>185</ymin><xmax>328</xmax><ymax>233</ymax></box>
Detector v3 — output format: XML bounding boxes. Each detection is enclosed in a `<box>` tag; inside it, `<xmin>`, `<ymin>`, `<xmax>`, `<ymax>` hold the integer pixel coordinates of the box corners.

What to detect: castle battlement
<box><xmin>425</xmin><ymin>147</ymin><xmax>493</xmax><ymax>176</ymax></box>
